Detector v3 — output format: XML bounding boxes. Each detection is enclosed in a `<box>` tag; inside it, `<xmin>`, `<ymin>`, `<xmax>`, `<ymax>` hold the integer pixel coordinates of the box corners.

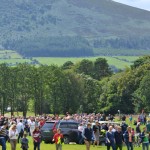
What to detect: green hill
<box><xmin>0</xmin><ymin>0</ymin><xmax>150</xmax><ymax>56</ymax></box>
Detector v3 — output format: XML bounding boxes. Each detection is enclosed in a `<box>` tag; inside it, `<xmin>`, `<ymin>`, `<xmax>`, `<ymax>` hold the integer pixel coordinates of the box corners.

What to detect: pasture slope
<box><xmin>34</xmin><ymin>56</ymin><xmax>139</xmax><ymax>69</ymax></box>
<box><xmin>0</xmin><ymin>50</ymin><xmax>139</xmax><ymax>69</ymax></box>
<box><xmin>0</xmin><ymin>50</ymin><xmax>31</xmax><ymax>65</ymax></box>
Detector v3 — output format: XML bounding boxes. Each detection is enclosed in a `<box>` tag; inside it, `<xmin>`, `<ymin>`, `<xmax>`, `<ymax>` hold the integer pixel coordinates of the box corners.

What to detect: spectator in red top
<box><xmin>39</xmin><ymin>118</ymin><xmax>45</xmax><ymax>128</ymax></box>
<box><xmin>32</xmin><ymin>126</ymin><xmax>41</xmax><ymax>150</ymax></box>
<box><xmin>53</xmin><ymin>128</ymin><xmax>64</xmax><ymax>150</ymax></box>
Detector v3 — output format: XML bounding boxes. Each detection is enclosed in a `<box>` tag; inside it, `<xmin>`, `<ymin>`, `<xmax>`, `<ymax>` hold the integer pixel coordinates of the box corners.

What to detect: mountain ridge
<box><xmin>0</xmin><ymin>0</ymin><xmax>150</xmax><ymax>56</ymax></box>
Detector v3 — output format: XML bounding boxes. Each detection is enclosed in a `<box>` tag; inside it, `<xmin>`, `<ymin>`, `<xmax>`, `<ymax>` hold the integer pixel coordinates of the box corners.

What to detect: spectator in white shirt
<box><xmin>9</xmin><ymin>124</ymin><xmax>18</xmax><ymax>150</ymax></box>
<box><xmin>17</xmin><ymin>120</ymin><xmax>24</xmax><ymax>143</ymax></box>
<box><xmin>78</xmin><ymin>123</ymin><xmax>85</xmax><ymax>144</ymax></box>
<box><xmin>29</xmin><ymin>119</ymin><xmax>35</xmax><ymax>136</ymax></box>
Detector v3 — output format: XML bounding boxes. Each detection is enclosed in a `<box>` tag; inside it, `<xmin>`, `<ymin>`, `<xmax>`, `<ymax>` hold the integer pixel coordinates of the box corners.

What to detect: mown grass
<box><xmin>6</xmin><ymin>142</ymin><xmax>98</xmax><ymax>150</ymax></box>
<box><xmin>6</xmin><ymin>139</ymin><xmax>142</xmax><ymax>150</ymax></box>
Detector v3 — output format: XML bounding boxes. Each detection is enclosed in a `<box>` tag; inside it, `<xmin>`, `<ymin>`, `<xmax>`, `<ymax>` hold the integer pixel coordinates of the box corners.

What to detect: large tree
<box><xmin>93</xmin><ymin>58</ymin><xmax>112</xmax><ymax>80</ymax></box>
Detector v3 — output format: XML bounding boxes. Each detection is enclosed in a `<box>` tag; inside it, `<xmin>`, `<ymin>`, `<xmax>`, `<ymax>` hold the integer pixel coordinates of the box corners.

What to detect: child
<box><xmin>53</xmin><ymin>128</ymin><xmax>64</xmax><ymax>150</ymax></box>
<box><xmin>131</xmin><ymin>128</ymin><xmax>137</xmax><ymax>147</ymax></box>
<box><xmin>21</xmin><ymin>133</ymin><xmax>29</xmax><ymax>150</ymax></box>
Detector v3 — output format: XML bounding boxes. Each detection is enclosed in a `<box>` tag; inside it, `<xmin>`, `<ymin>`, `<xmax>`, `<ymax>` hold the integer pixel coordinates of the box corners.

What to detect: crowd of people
<box><xmin>80</xmin><ymin>113</ymin><xmax>150</xmax><ymax>150</ymax></box>
<box><xmin>0</xmin><ymin>112</ymin><xmax>149</xmax><ymax>150</ymax></box>
<box><xmin>0</xmin><ymin>116</ymin><xmax>46</xmax><ymax>150</ymax></box>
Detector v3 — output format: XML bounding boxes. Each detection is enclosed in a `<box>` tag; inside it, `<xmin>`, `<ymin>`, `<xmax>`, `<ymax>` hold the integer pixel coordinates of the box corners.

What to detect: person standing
<box><xmin>9</xmin><ymin>124</ymin><xmax>18</xmax><ymax>150</ymax></box>
<box><xmin>35</xmin><ymin>118</ymin><xmax>39</xmax><ymax>127</ymax></box>
<box><xmin>140</xmin><ymin>127</ymin><xmax>149</xmax><ymax>150</ymax></box>
<box><xmin>29</xmin><ymin>119</ymin><xmax>35</xmax><ymax>136</ymax></box>
<box><xmin>106</xmin><ymin>126</ymin><xmax>115</xmax><ymax>150</ymax></box>
<box><xmin>32</xmin><ymin>126</ymin><xmax>41</xmax><ymax>150</ymax></box>
<box><xmin>136</xmin><ymin>122</ymin><xmax>141</xmax><ymax>134</ymax></box>
<box><xmin>122</xmin><ymin>115</ymin><xmax>126</xmax><ymax>121</ymax></box>
<box><xmin>82</xmin><ymin>122</ymin><xmax>93</xmax><ymax>150</ymax></box>
<box><xmin>129</xmin><ymin>115</ymin><xmax>133</xmax><ymax>125</ymax></box>
<box><xmin>144</xmin><ymin>115</ymin><xmax>147</xmax><ymax>125</ymax></box>
<box><xmin>52</xmin><ymin>128</ymin><xmax>64</xmax><ymax>150</ymax></box>
<box><xmin>124</xmin><ymin>126</ymin><xmax>134</xmax><ymax>150</ymax></box>
<box><xmin>146</xmin><ymin>121</ymin><xmax>150</xmax><ymax>133</ymax></box>
<box><xmin>121</xmin><ymin>121</ymin><xmax>128</xmax><ymax>134</ymax></box>
<box><xmin>136</xmin><ymin>122</ymin><xmax>141</xmax><ymax>147</ymax></box>
<box><xmin>0</xmin><ymin>121</ymin><xmax>8</xmax><ymax>150</ymax></box>
<box><xmin>114</xmin><ymin>126</ymin><xmax>124</xmax><ymax>150</ymax></box>
<box><xmin>93</xmin><ymin>121</ymin><xmax>100</xmax><ymax>147</ymax></box>
<box><xmin>78</xmin><ymin>123</ymin><xmax>84</xmax><ymax>144</ymax></box>
<box><xmin>27</xmin><ymin>117</ymin><xmax>31</xmax><ymax>136</ymax></box>
<box><xmin>39</xmin><ymin>118</ymin><xmax>45</xmax><ymax>128</ymax></box>
<box><xmin>21</xmin><ymin>133</ymin><xmax>29</xmax><ymax>150</ymax></box>
<box><xmin>17</xmin><ymin>120</ymin><xmax>24</xmax><ymax>143</ymax></box>
<box><xmin>131</xmin><ymin>128</ymin><xmax>135</xmax><ymax>146</ymax></box>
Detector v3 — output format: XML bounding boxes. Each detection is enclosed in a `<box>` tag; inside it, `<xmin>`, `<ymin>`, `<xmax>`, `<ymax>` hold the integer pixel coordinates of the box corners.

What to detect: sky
<box><xmin>113</xmin><ymin>0</ymin><xmax>150</xmax><ymax>11</ymax></box>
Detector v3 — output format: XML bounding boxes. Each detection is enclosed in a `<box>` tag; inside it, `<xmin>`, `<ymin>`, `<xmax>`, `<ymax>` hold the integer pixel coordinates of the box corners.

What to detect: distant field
<box><xmin>34</xmin><ymin>56</ymin><xmax>139</xmax><ymax>69</ymax></box>
<box><xmin>114</xmin><ymin>56</ymin><xmax>139</xmax><ymax>62</ymax></box>
<box><xmin>0</xmin><ymin>50</ymin><xmax>140</xmax><ymax>69</ymax></box>
<box><xmin>0</xmin><ymin>50</ymin><xmax>22</xmax><ymax>59</ymax></box>
<box><xmin>0</xmin><ymin>50</ymin><xmax>32</xmax><ymax>65</ymax></box>
<box><xmin>0</xmin><ymin>59</ymin><xmax>31</xmax><ymax>64</ymax></box>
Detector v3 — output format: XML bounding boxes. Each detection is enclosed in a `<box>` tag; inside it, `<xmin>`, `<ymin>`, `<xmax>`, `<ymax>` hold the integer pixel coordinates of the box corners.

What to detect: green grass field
<box><xmin>0</xmin><ymin>59</ymin><xmax>31</xmax><ymax>64</ymax></box>
<box><xmin>114</xmin><ymin>56</ymin><xmax>140</xmax><ymax>62</ymax></box>
<box><xmin>0</xmin><ymin>50</ymin><xmax>140</xmax><ymax>69</ymax></box>
<box><xmin>5</xmin><ymin>138</ymin><xmax>142</xmax><ymax>150</ymax></box>
<box><xmin>0</xmin><ymin>50</ymin><xmax>31</xmax><ymax>65</ymax></box>
<box><xmin>34</xmin><ymin>56</ymin><xmax>139</xmax><ymax>69</ymax></box>
<box><xmin>4</xmin><ymin>112</ymin><xmax>35</xmax><ymax>118</ymax></box>
<box><xmin>0</xmin><ymin>50</ymin><xmax>22</xmax><ymax>59</ymax></box>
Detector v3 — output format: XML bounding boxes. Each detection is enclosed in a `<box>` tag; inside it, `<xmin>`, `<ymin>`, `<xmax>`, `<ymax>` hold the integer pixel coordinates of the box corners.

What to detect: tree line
<box><xmin>0</xmin><ymin>58</ymin><xmax>111</xmax><ymax>117</ymax></box>
<box><xmin>3</xmin><ymin>36</ymin><xmax>93</xmax><ymax>57</ymax></box>
<box><xmin>0</xmin><ymin>56</ymin><xmax>149</xmax><ymax>117</ymax></box>
<box><xmin>3</xmin><ymin>36</ymin><xmax>150</xmax><ymax>57</ymax></box>
<box><xmin>94</xmin><ymin>37</ymin><xmax>150</xmax><ymax>50</ymax></box>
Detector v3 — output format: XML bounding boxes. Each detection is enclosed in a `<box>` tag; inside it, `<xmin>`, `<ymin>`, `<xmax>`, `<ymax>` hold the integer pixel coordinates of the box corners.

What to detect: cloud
<box><xmin>113</xmin><ymin>0</ymin><xmax>150</xmax><ymax>11</ymax></box>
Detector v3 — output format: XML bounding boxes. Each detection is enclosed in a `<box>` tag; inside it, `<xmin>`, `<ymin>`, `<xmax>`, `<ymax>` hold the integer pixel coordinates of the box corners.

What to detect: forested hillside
<box><xmin>0</xmin><ymin>0</ymin><xmax>150</xmax><ymax>56</ymax></box>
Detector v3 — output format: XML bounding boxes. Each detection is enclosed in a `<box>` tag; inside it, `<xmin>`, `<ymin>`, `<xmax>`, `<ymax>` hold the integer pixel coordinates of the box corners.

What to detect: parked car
<box><xmin>41</xmin><ymin>120</ymin><xmax>57</xmax><ymax>143</ymax></box>
<box><xmin>41</xmin><ymin>120</ymin><xmax>79</xmax><ymax>144</ymax></box>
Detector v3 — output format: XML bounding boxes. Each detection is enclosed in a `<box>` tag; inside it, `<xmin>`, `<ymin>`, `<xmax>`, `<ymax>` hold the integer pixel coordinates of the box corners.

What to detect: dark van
<box><xmin>41</xmin><ymin>121</ymin><xmax>57</xmax><ymax>143</ymax></box>
<box><xmin>41</xmin><ymin>120</ymin><xmax>79</xmax><ymax>144</ymax></box>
